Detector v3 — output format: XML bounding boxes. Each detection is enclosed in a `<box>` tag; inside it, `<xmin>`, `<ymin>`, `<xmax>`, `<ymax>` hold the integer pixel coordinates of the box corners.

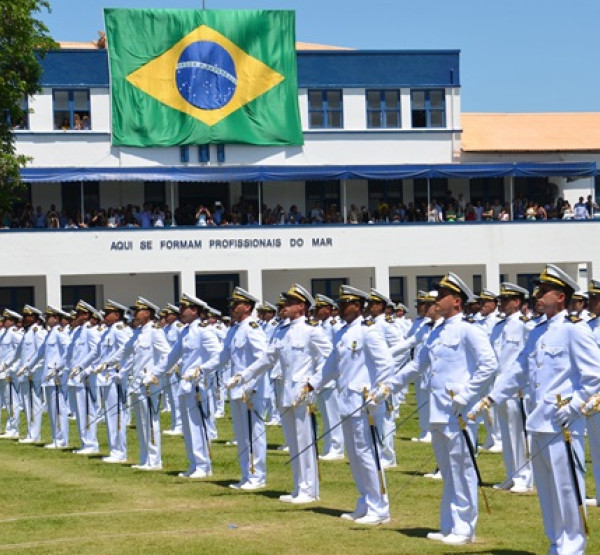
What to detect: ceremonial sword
<box><xmin>517</xmin><ymin>389</ymin><xmax>530</xmax><ymax>459</ymax></box>
<box><xmin>308</xmin><ymin>402</ymin><xmax>321</xmax><ymax>481</ymax></box>
<box><xmin>557</xmin><ymin>394</ymin><xmax>589</xmax><ymax>537</ymax></box>
<box><xmin>451</xmin><ymin>390</ymin><xmax>491</xmax><ymax>514</ymax></box>
<box><xmin>363</xmin><ymin>388</ymin><xmax>386</xmax><ymax>495</ymax></box>
<box><xmin>195</xmin><ymin>384</ymin><xmax>212</xmax><ymax>460</ymax></box>
<box><xmin>243</xmin><ymin>391</ymin><xmax>255</xmax><ymax>475</ymax></box>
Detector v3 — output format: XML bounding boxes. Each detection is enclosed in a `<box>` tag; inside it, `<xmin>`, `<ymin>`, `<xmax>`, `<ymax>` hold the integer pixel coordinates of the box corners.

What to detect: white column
<box><xmin>246</xmin><ymin>268</ymin><xmax>263</xmax><ymax>302</ymax></box>
<box><xmin>179</xmin><ymin>270</ymin><xmax>196</xmax><ymax>296</ymax></box>
<box><xmin>405</xmin><ymin>270</ymin><xmax>417</xmax><ymax>316</ymax></box>
<box><xmin>373</xmin><ymin>265</ymin><xmax>390</xmax><ymax>297</ymax></box>
<box><xmin>484</xmin><ymin>260</ymin><xmax>500</xmax><ymax>294</ymax></box>
<box><xmin>45</xmin><ymin>273</ymin><xmax>62</xmax><ymax>308</ymax></box>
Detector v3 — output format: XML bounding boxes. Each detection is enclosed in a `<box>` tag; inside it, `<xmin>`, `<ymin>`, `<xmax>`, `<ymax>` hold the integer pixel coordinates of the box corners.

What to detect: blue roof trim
<box><xmin>297</xmin><ymin>51</ymin><xmax>460</xmax><ymax>88</ymax></box>
<box><xmin>39</xmin><ymin>50</ymin><xmax>109</xmax><ymax>88</ymax></box>
<box><xmin>20</xmin><ymin>162</ymin><xmax>596</xmax><ymax>183</ymax></box>
<box><xmin>38</xmin><ymin>49</ymin><xmax>459</xmax><ymax>89</ymax></box>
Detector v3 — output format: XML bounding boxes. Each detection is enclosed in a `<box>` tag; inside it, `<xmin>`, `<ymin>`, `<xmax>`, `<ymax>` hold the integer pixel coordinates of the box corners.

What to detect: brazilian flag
<box><xmin>104</xmin><ymin>9</ymin><xmax>303</xmax><ymax>147</ymax></box>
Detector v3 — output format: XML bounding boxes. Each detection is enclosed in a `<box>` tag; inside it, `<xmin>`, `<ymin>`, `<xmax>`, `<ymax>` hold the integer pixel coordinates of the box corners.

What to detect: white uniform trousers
<box><xmin>343</xmin><ymin>411</ymin><xmax>389</xmax><ymax>518</ymax></box>
<box><xmin>266</xmin><ymin>378</ymin><xmax>282</xmax><ymax>424</ymax></box>
<box><xmin>230</xmin><ymin>397</ymin><xmax>267</xmax><ymax>484</ymax></box>
<box><xmin>281</xmin><ymin>403</ymin><xmax>319</xmax><ymax>498</ymax></box>
<box><xmin>0</xmin><ymin>380</ymin><xmax>6</xmax><ymax>431</ymax></box>
<box><xmin>431</xmin><ymin>423</ymin><xmax>478</xmax><ymax>537</ymax></box>
<box><xmin>163</xmin><ymin>373</ymin><xmax>182</xmax><ymax>432</ymax></box>
<box><xmin>374</xmin><ymin>399</ymin><xmax>396</xmax><ymax>467</ymax></box>
<box><xmin>414</xmin><ymin>377</ymin><xmax>431</xmax><ymax>439</ymax></box>
<box><xmin>3</xmin><ymin>379</ymin><xmax>21</xmax><ymax>435</ymax></box>
<box><xmin>587</xmin><ymin>413</ymin><xmax>600</xmax><ymax>504</ymax></box>
<box><xmin>44</xmin><ymin>383</ymin><xmax>69</xmax><ymax>446</ymax></box>
<box><xmin>70</xmin><ymin>383</ymin><xmax>98</xmax><ymax>450</ymax></box>
<box><xmin>214</xmin><ymin>373</ymin><xmax>226</xmax><ymax>417</ymax></box>
<box><xmin>497</xmin><ymin>398</ymin><xmax>532</xmax><ymax>488</ymax></box>
<box><xmin>483</xmin><ymin>404</ymin><xmax>502</xmax><ymax>447</ymax></box>
<box><xmin>101</xmin><ymin>383</ymin><xmax>127</xmax><ymax>460</ymax></box>
<box><xmin>180</xmin><ymin>390</ymin><xmax>212</xmax><ymax>474</ymax></box>
<box><xmin>20</xmin><ymin>379</ymin><xmax>43</xmax><ymax>441</ymax></box>
<box><xmin>317</xmin><ymin>388</ymin><xmax>345</xmax><ymax>456</ymax></box>
<box><xmin>204</xmin><ymin>386</ymin><xmax>218</xmax><ymax>441</ymax></box>
<box><xmin>131</xmin><ymin>387</ymin><xmax>161</xmax><ymax>467</ymax></box>
<box><xmin>530</xmin><ymin>432</ymin><xmax>586</xmax><ymax>555</ymax></box>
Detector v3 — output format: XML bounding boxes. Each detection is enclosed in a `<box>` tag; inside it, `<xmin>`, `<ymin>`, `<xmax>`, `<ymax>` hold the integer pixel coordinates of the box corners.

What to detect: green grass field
<box><xmin>0</xmin><ymin>390</ymin><xmax>599</xmax><ymax>554</ymax></box>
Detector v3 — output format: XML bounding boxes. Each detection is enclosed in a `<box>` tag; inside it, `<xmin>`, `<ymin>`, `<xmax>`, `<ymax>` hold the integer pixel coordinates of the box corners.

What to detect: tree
<box><xmin>0</xmin><ymin>1</ymin><xmax>56</xmax><ymax>214</ymax></box>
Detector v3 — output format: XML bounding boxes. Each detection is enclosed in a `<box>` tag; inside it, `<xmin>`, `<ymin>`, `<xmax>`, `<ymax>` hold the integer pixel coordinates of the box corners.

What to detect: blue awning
<box><xmin>19</xmin><ymin>162</ymin><xmax>596</xmax><ymax>183</ymax></box>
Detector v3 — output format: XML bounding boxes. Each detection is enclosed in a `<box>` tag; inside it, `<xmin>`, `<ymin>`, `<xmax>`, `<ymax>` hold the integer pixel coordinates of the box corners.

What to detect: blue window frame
<box><xmin>62</xmin><ymin>285</ymin><xmax>97</xmax><ymax>310</ymax></box>
<box><xmin>517</xmin><ymin>274</ymin><xmax>538</xmax><ymax>297</ymax></box>
<box><xmin>53</xmin><ymin>89</ymin><xmax>91</xmax><ymax>130</ymax></box>
<box><xmin>195</xmin><ymin>273</ymin><xmax>240</xmax><ymax>315</ymax></box>
<box><xmin>411</xmin><ymin>89</ymin><xmax>446</xmax><ymax>128</ymax></box>
<box><xmin>366</xmin><ymin>90</ymin><xmax>400</xmax><ymax>129</ymax></box>
<box><xmin>0</xmin><ymin>286</ymin><xmax>34</xmax><ymax>311</ymax></box>
<box><xmin>312</xmin><ymin>278</ymin><xmax>348</xmax><ymax>299</ymax></box>
<box><xmin>305</xmin><ymin>180</ymin><xmax>341</xmax><ymax>221</ymax></box>
<box><xmin>416</xmin><ymin>275</ymin><xmax>443</xmax><ymax>293</ymax></box>
<box><xmin>308</xmin><ymin>90</ymin><xmax>343</xmax><ymax>129</ymax></box>
<box><xmin>368</xmin><ymin>179</ymin><xmax>404</xmax><ymax>212</ymax></box>
<box><xmin>389</xmin><ymin>277</ymin><xmax>406</xmax><ymax>305</ymax></box>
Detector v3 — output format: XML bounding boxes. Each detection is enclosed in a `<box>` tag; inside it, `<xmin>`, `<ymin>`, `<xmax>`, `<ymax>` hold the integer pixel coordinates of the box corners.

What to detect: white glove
<box><xmin>294</xmin><ymin>384</ymin><xmax>311</xmax><ymax>406</ymax></box>
<box><xmin>451</xmin><ymin>393</ymin><xmax>468</xmax><ymax>417</ymax></box>
<box><xmin>553</xmin><ymin>402</ymin><xmax>579</xmax><ymax>427</ymax></box>
<box><xmin>226</xmin><ymin>373</ymin><xmax>243</xmax><ymax>389</ymax></box>
<box><xmin>183</xmin><ymin>367</ymin><xmax>201</xmax><ymax>382</ymax></box>
<box><xmin>368</xmin><ymin>383</ymin><xmax>391</xmax><ymax>406</ymax></box>
<box><xmin>467</xmin><ymin>397</ymin><xmax>491</xmax><ymax>421</ymax></box>
<box><xmin>143</xmin><ymin>373</ymin><xmax>158</xmax><ymax>387</ymax></box>
<box><xmin>17</xmin><ymin>366</ymin><xmax>28</xmax><ymax>377</ymax></box>
<box><xmin>93</xmin><ymin>363</ymin><xmax>107</xmax><ymax>375</ymax></box>
<box><xmin>243</xmin><ymin>386</ymin><xmax>255</xmax><ymax>403</ymax></box>
<box><xmin>582</xmin><ymin>394</ymin><xmax>600</xmax><ymax>416</ymax></box>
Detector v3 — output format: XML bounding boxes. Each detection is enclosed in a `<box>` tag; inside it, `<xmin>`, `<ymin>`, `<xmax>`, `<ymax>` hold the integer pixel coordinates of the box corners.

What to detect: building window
<box><xmin>0</xmin><ymin>286</ymin><xmax>34</xmax><ymax>311</ymax></box>
<box><xmin>9</xmin><ymin>96</ymin><xmax>29</xmax><ymax>130</ymax></box>
<box><xmin>306</xmin><ymin>180</ymin><xmax>341</xmax><ymax>222</ymax></box>
<box><xmin>308</xmin><ymin>90</ymin><xmax>343</xmax><ymax>129</ymax></box>
<box><xmin>196</xmin><ymin>273</ymin><xmax>240</xmax><ymax>315</ymax></box>
<box><xmin>470</xmin><ymin>178</ymin><xmax>504</xmax><ymax>205</ymax></box>
<box><xmin>411</xmin><ymin>89</ymin><xmax>445</xmax><ymax>128</ymax></box>
<box><xmin>413</xmin><ymin>178</ymin><xmax>449</xmax><ymax>206</ymax></box>
<box><xmin>389</xmin><ymin>277</ymin><xmax>406</xmax><ymax>305</ymax></box>
<box><xmin>368</xmin><ymin>179</ymin><xmax>404</xmax><ymax>213</ymax></box>
<box><xmin>61</xmin><ymin>181</ymin><xmax>100</xmax><ymax>219</ymax></box>
<box><xmin>312</xmin><ymin>278</ymin><xmax>348</xmax><ymax>299</ymax></box>
<box><xmin>53</xmin><ymin>89</ymin><xmax>91</xmax><ymax>130</ymax></box>
<box><xmin>144</xmin><ymin>182</ymin><xmax>166</xmax><ymax>208</ymax></box>
<box><xmin>472</xmin><ymin>275</ymin><xmax>482</xmax><ymax>294</ymax></box>
<box><xmin>62</xmin><ymin>285</ymin><xmax>97</xmax><ymax>310</ymax></box>
<box><xmin>366</xmin><ymin>90</ymin><xmax>400</xmax><ymax>129</ymax></box>
<box><xmin>416</xmin><ymin>275</ymin><xmax>443</xmax><ymax>293</ymax></box>
<box><xmin>517</xmin><ymin>274</ymin><xmax>538</xmax><ymax>297</ymax></box>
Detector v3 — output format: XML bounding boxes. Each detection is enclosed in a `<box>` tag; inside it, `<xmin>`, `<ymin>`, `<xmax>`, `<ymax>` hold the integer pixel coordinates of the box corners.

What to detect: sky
<box><xmin>37</xmin><ymin>0</ymin><xmax>600</xmax><ymax>113</ymax></box>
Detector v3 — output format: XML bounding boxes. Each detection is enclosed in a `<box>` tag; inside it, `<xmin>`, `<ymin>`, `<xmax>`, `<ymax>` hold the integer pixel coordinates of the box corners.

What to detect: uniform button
<box><xmin>536</xmin><ymin>383</ymin><xmax>540</xmax><ymax>388</ymax></box>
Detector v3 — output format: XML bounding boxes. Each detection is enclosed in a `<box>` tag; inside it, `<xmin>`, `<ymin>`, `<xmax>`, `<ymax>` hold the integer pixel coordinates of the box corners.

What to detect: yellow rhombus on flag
<box><xmin>105</xmin><ymin>9</ymin><xmax>303</xmax><ymax>147</ymax></box>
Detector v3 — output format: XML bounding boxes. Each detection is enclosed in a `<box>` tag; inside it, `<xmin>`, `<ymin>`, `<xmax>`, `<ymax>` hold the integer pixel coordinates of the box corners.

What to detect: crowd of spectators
<box><xmin>2</xmin><ymin>193</ymin><xmax>599</xmax><ymax>230</ymax></box>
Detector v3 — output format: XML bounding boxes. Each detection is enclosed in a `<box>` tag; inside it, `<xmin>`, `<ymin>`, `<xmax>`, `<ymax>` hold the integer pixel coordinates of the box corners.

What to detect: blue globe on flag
<box><xmin>175</xmin><ymin>41</ymin><xmax>237</xmax><ymax>110</ymax></box>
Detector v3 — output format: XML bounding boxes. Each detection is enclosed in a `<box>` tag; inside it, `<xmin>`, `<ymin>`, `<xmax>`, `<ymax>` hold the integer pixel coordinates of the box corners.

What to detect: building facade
<box><xmin>5</xmin><ymin>45</ymin><xmax>599</xmax><ymax>311</ymax></box>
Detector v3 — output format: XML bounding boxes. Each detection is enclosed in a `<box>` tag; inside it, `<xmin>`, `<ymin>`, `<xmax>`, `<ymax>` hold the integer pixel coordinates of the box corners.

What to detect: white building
<box><xmin>5</xmin><ymin>42</ymin><xmax>599</xmax><ymax>312</ymax></box>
